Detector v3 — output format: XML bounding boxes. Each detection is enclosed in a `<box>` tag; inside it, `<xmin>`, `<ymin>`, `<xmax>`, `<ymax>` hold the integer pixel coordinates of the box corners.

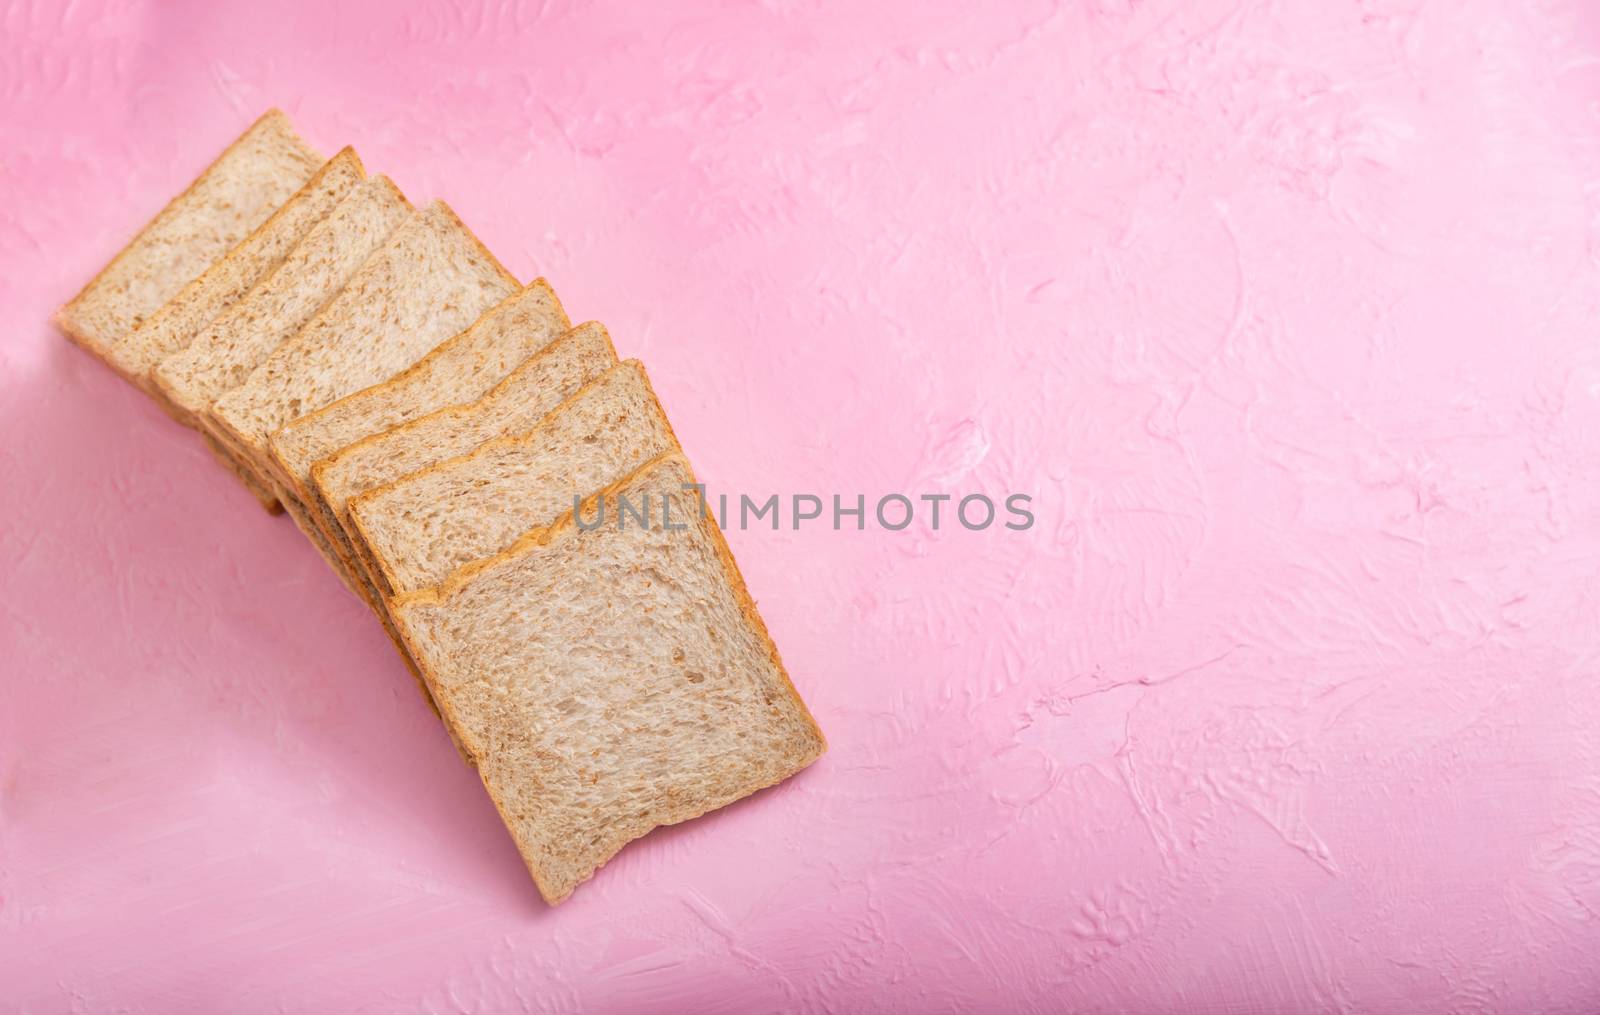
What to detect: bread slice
<box><xmin>312</xmin><ymin>320</ymin><xmax>618</xmax><ymax>598</ymax></box>
<box><xmin>106</xmin><ymin>147</ymin><xmax>366</xmax><ymax>389</ymax></box>
<box><xmin>268</xmin><ymin>279</ymin><xmax>571</xmax><ymax>583</ymax></box>
<box><xmin>153</xmin><ymin>175</ymin><xmax>413</xmax><ymax>427</ymax></box>
<box><xmin>210</xmin><ymin>200</ymin><xmax>518</xmax><ymax>572</ymax></box>
<box><xmin>56</xmin><ymin>109</ymin><xmax>322</xmax><ymax>359</ymax></box>
<box><xmin>349</xmin><ymin>359</ymin><xmax>676</xmax><ymax>602</ymax></box>
<box><xmin>390</xmin><ymin>451</ymin><xmax>826</xmax><ymax>904</ymax></box>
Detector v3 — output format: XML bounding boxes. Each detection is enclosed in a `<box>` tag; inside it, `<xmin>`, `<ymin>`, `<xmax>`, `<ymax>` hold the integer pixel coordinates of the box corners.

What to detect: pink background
<box><xmin>5</xmin><ymin>1</ymin><xmax>1600</xmax><ymax>1011</ymax></box>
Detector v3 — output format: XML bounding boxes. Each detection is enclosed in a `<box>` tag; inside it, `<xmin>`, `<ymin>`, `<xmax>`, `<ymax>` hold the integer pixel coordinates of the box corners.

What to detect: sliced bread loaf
<box><xmin>106</xmin><ymin>147</ymin><xmax>366</xmax><ymax>388</ymax></box>
<box><xmin>56</xmin><ymin>109</ymin><xmax>323</xmax><ymax>359</ymax></box>
<box><xmin>312</xmin><ymin>321</ymin><xmax>618</xmax><ymax>593</ymax></box>
<box><xmin>153</xmin><ymin>175</ymin><xmax>413</xmax><ymax>427</ymax></box>
<box><xmin>210</xmin><ymin>200</ymin><xmax>518</xmax><ymax>581</ymax></box>
<box><xmin>390</xmin><ymin>451</ymin><xmax>826</xmax><ymax>904</ymax></box>
<box><xmin>348</xmin><ymin>359</ymin><xmax>677</xmax><ymax>602</ymax></box>
<box><xmin>268</xmin><ymin>279</ymin><xmax>571</xmax><ymax>577</ymax></box>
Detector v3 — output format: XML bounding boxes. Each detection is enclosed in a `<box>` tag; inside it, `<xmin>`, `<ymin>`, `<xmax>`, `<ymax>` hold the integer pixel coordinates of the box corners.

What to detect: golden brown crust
<box><xmin>54</xmin><ymin>315</ymin><xmax>105</xmax><ymax>354</ymax></box>
<box><xmin>387</xmin><ymin>371</ymin><xmax>685</xmax><ymax>607</ymax></box>
<box><xmin>294</xmin><ymin>280</ymin><xmax>567</xmax><ymax>489</ymax></box>
<box><xmin>346</xmin><ymin>498</ymin><xmax>403</xmax><ymax>600</ymax></box>
<box><xmin>276</xmin><ymin>482</ymin><xmax>376</xmax><ymax>600</ymax></box>
<box><xmin>386</xmin><ymin>453</ymin><xmax>673</xmax><ymax>612</ymax></box>
<box><xmin>698</xmin><ymin>483</ymin><xmax>829</xmax><ymax>754</ymax></box>
<box><xmin>261</xmin><ymin>442</ymin><xmax>306</xmax><ymax>509</ymax></box>
<box><xmin>307</xmin><ymin>473</ymin><xmax>368</xmax><ymax>578</ymax></box>
<box><xmin>144</xmin><ymin>377</ymin><xmax>202</xmax><ymax>427</ymax></box>
<box><xmin>321</xmin><ymin>319</ymin><xmax>615</xmax><ymax>599</ymax></box>
<box><xmin>57</xmin><ymin>109</ymin><xmax>317</xmax><ymax>359</ymax></box>
<box><xmin>204</xmin><ymin>402</ymin><xmax>266</xmax><ymax>484</ymax></box>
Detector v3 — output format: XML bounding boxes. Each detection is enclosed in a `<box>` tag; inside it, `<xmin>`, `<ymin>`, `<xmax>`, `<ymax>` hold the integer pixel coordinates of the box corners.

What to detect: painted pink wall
<box><xmin>5</xmin><ymin>1</ymin><xmax>1600</xmax><ymax>1011</ymax></box>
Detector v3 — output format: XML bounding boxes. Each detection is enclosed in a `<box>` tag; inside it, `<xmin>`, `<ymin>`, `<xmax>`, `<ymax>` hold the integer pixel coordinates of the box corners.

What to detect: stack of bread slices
<box><xmin>56</xmin><ymin>110</ymin><xmax>826</xmax><ymax>905</ymax></box>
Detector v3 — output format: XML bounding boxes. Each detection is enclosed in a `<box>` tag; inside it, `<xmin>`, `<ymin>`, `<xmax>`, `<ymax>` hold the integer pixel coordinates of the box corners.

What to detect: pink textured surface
<box><xmin>5</xmin><ymin>0</ymin><xmax>1600</xmax><ymax>1011</ymax></box>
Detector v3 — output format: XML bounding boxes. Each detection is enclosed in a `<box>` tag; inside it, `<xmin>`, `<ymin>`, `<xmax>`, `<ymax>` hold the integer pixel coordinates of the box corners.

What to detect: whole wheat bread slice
<box><xmin>348</xmin><ymin>359</ymin><xmax>677</xmax><ymax>602</ymax></box>
<box><xmin>106</xmin><ymin>147</ymin><xmax>366</xmax><ymax>389</ymax></box>
<box><xmin>313</xmin><ymin>320</ymin><xmax>618</xmax><ymax>597</ymax></box>
<box><xmin>268</xmin><ymin>279</ymin><xmax>571</xmax><ymax>581</ymax></box>
<box><xmin>211</xmin><ymin>200</ymin><xmax>518</xmax><ymax>582</ymax></box>
<box><xmin>390</xmin><ymin>451</ymin><xmax>826</xmax><ymax>904</ymax></box>
<box><xmin>56</xmin><ymin>109</ymin><xmax>322</xmax><ymax>359</ymax></box>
